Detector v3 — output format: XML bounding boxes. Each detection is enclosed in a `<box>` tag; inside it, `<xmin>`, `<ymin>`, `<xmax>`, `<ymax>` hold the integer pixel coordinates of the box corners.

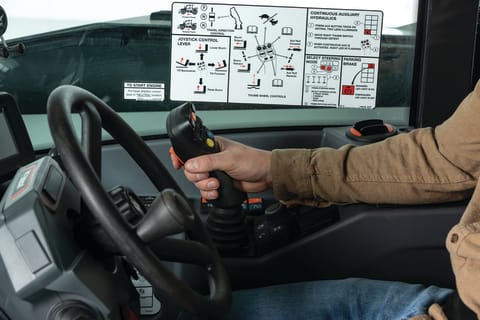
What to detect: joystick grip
<box><xmin>167</xmin><ymin>102</ymin><xmax>246</xmax><ymax>208</ymax></box>
<box><xmin>210</xmin><ymin>170</ymin><xmax>246</xmax><ymax>208</ymax></box>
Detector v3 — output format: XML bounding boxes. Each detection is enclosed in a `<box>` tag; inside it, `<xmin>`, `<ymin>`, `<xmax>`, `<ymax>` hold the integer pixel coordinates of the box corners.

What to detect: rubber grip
<box><xmin>211</xmin><ymin>171</ymin><xmax>246</xmax><ymax>208</ymax></box>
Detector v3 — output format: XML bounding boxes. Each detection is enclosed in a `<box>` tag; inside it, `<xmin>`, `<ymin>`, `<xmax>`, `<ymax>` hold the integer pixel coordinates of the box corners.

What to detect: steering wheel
<box><xmin>46</xmin><ymin>85</ymin><xmax>231</xmax><ymax>319</ymax></box>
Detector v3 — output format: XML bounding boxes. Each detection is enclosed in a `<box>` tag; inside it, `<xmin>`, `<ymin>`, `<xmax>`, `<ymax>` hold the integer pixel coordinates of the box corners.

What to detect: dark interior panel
<box><xmin>413</xmin><ymin>0</ymin><xmax>479</xmax><ymax>127</ymax></box>
<box><xmin>101</xmin><ymin>127</ymin><xmax>463</xmax><ymax>291</ymax></box>
<box><xmin>224</xmin><ymin>202</ymin><xmax>465</xmax><ymax>290</ymax></box>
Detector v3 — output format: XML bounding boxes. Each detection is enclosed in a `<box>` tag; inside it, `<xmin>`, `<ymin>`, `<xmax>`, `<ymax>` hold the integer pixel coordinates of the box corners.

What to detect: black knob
<box><xmin>264</xmin><ymin>202</ymin><xmax>288</xmax><ymax>221</ymax></box>
<box><xmin>265</xmin><ymin>202</ymin><xmax>285</xmax><ymax>215</ymax></box>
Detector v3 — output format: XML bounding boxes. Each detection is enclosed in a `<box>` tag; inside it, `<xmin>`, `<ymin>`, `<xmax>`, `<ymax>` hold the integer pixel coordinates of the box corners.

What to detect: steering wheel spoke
<box><xmin>148</xmin><ymin>237</ymin><xmax>216</xmax><ymax>266</ymax></box>
<box><xmin>78</xmin><ymin>101</ymin><xmax>102</xmax><ymax>177</ymax></box>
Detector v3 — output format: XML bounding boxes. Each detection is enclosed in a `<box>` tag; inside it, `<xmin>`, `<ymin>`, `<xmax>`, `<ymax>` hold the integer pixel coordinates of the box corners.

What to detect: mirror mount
<box><xmin>0</xmin><ymin>6</ymin><xmax>25</xmax><ymax>58</ymax></box>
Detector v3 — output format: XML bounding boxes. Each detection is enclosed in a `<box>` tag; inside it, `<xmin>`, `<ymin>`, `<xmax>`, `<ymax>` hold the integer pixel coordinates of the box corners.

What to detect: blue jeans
<box><xmin>226</xmin><ymin>278</ymin><xmax>453</xmax><ymax>320</ymax></box>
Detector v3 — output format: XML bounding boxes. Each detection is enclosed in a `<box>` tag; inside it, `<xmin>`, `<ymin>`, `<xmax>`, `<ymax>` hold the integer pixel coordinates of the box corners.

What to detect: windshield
<box><xmin>1</xmin><ymin>0</ymin><xmax>419</xmax><ymax>149</ymax></box>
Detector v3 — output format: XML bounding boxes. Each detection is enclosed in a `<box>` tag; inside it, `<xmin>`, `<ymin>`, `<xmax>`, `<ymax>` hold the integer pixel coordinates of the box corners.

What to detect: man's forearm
<box><xmin>272</xmin><ymin>82</ymin><xmax>480</xmax><ymax>206</ymax></box>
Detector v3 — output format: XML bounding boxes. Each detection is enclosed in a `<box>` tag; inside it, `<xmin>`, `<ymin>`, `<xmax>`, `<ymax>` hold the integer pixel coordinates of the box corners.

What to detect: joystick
<box><xmin>167</xmin><ymin>102</ymin><xmax>249</xmax><ymax>253</ymax></box>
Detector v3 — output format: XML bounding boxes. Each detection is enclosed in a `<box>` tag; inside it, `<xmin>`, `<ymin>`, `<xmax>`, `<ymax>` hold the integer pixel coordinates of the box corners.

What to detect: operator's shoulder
<box><xmin>473</xmin><ymin>79</ymin><xmax>480</xmax><ymax>96</ymax></box>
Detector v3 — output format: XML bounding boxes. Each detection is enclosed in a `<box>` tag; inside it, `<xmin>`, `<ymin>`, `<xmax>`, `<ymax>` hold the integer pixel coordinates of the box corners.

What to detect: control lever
<box><xmin>166</xmin><ymin>102</ymin><xmax>249</xmax><ymax>252</ymax></box>
<box><xmin>166</xmin><ymin>102</ymin><xmax>246</xmax><ymax>208</ymax></box>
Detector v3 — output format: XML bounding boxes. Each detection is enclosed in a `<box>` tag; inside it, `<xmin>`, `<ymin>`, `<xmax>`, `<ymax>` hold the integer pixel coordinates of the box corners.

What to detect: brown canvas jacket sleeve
<box><xmin>446</xmin><ymin>178</ymin><xmax>480</xmax><ymax>318</ymax></box>
<box><xmin>270</xmin><ymin>80</ymin><xmax>480</xmax><ymax>319</ymax></box>
<box><xmin>271</xmin><ymin>80</ymin><xmax>480</xmax><ymax>207</ymax></box>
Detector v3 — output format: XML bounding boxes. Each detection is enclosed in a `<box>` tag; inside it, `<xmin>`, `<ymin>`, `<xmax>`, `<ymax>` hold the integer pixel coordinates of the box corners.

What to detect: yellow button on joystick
<box><xmin>206</xmin><ymin>138</ymin><xmax>215</xmax><ymax>148</ymax></box>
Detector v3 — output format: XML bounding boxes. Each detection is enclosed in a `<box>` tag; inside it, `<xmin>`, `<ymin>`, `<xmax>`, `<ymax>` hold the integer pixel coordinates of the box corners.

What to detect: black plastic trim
<box><xmin>0</xmin><ymin>93</ymin><xmax>34</xmax><ymax>181</ymax></box>
<box><xmin>414</xmin><ymin>0</ymin><xmax>480</xmax><ymax>127</ymax></box>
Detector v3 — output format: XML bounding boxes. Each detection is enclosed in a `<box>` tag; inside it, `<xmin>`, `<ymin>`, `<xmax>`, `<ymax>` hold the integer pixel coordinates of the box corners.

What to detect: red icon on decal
<box><xmin>342</xmin><ymin>85</ymin><xmax>355</xmax><ymax>95</ymax></box>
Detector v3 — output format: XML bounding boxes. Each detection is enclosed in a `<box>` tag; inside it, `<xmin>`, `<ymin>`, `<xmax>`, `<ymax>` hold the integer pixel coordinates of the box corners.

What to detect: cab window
<box><xmin>2</xmin><ymin>0</ymin><xmax>418</xmax><ymax>148</ymax></box>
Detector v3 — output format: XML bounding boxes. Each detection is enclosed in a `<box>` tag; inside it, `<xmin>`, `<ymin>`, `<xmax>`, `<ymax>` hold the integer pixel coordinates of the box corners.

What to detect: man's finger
<box><xmin>185</xmin><ymin>152</ymin><xmax>227</xmax><ymax>173</ymax></box>
<box><xmin>184</xmin><ymin>170</ymin><xmax>209</xmax><ymax>182</ymax></box>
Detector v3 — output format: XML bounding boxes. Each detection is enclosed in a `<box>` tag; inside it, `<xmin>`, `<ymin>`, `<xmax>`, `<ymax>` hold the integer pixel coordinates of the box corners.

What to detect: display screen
<box><xmin>0</xmin><ymin>110</ymin><xmax>19</xmax><ymax>161</ymax></box>
<box><xmin>0</xmin><ymin>94</ymin><xmax>34</xmax><ymax>181</ymax></box>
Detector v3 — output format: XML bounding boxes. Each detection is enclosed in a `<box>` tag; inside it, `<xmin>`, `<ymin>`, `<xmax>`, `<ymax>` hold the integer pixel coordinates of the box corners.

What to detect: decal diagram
<box><xmin>171</xmin><ymin>3</ymin><xmax>383</xmax><ymax>109</ymax></box>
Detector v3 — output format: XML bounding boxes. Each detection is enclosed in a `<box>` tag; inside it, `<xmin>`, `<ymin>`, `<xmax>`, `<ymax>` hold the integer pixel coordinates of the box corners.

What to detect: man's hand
<box><xmin>170</xmin><ymin>136</ymin><xmax>272</xmax><ymax>200</ymax></box>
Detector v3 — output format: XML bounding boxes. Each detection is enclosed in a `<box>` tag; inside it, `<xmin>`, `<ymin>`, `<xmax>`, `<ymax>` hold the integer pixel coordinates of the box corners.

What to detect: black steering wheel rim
<box><xmin>46</xmin><ymin>85</ymin><xmax>231</xmax><ymax>319</ymax></box>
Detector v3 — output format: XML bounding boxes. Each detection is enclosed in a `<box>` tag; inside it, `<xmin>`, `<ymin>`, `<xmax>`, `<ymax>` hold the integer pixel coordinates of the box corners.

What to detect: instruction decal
<box><xmin>170</xmin><ymin>3</ymin><xmax>383</xmax><ymax>109</ymax></box>
<box><xmin>124</xmin><ymin>82</ymin><xmax>165</xmax><ymax>101</ymax></box>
